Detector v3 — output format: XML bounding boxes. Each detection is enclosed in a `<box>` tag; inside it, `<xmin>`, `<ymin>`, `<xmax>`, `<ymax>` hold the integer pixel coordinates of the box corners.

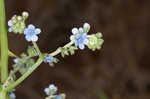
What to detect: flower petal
<box><xmin>24</xmin><ymin>29</ymin><xmax>28</xmax><ymax>35</ymax></box>
<box><xmin>10</xmin><ymin>92</ymin><xmax>16</xmax><ymax>99</ymax></box>
<box><xmin>25</xmin><ymin>35</ymin><xmax>32</xmax><ymax>42</ymax></box>
<box><xmin>82</xmin><ymin>33</ymin><xmax>87</xmax><ymax>37</ymax></box>
<box><xmin>84</xmin><ymin>39</ymin><xmax>89</xmax><ymax>45</ymax></box>
<box><xmin>8</xmin><ymin>20</ymin><xmax>13</xmax><ymax>26</ymax></box>
<box><xmin>28</xmin><ymin>24</ymin><xmax>35</xmax><ymax>30</ymax></box>
<box><xmin>83</xmin><ymin>23</ymin><xmax>90</xmax><ymax>29</ymax></box>
<box><xmin>56</xmin><ymin>95</ymin><xmax>62</xmax><ymax>99</ymax></box>
<box><xmin>72</xmin><ymin>28</ymin><xmax>79</xmax><ymax>34</ymax></box>
<box><xmin>79</xmin><ymin>27</ymin><xmax>84</xmax><ymax>33</ymax></box>
<box><xmin>9</xmin><ymin>28</ymin><xmax>13</xmax><ymax>32</ymax></box>
<box><xmin>75</xmin><ymin>41</ymin><xmax>78</xmax><ymax>47</ymax></box>
<box><xmin>70</xmin><ymin>35</ymin><xmax>75</xmax><ymax>41</ymax></box>
<box><xmin>49</xmin><ymin>84</ymin><xmax>58</xmax><ymax>92</ymax></box>
<box><xmin>79</xmin><ymin>44</ymin><xmax>85</xmax><ymax>50</ymax></box>
<box><xmin>31</xmin><ymin>35</ymin><xmax>38</xmax><ymax>42</ymax></box>
<box><xmin>44</xmin><ymin>88</ymin><xmax>50</xmax><ymax>95</ymax></box>
<box><xmin>35</xmin><ymin>28</ymin><xmax>41</xmax><ymax>34</ymax></box>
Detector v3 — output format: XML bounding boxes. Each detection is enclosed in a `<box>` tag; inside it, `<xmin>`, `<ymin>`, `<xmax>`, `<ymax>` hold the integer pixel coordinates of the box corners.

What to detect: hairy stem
<box><xmin>4</xmin><ymin>40</ymin><xmax>75</xmax><ymax>92</ymax></box>
<box><xmin>4</xmin><ymin>58</ymin><xmax>43</xmax><ymax>92</ymax></box>
<box><xmin>32</xmin><ymin>42</ymin><xmax>43</xmax><ymax>58</ymax></box>
<box><xmin>49</xmin><ymin>40</ymin><xmax>74</xmax><ymax>56</ymax></box>
<box><xmin>0</xmin><ymin>0</ymin><xmax>8</xmax><ymax>83</ymax></box>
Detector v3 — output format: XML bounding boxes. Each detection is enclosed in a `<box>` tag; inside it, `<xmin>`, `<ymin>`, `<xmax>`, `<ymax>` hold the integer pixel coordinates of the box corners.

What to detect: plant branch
<box><xmin>49</xmin><ymin>40</ymin><xmax>75</xmax><ymax>56</ymax></box>
<box><xmin>32</xmin><ymin>42</ymin><xmax>43</xmax><ymax>58</ymax></box>
<box><xmin>4</xmin><ymin>58</ymin><xmax>43</xmax><ymax>92</ymax></box>
<box><xmin>8</xmin><ymin>50</ymin><xmax>18</xmax><ymax>58</ymax></box>
<box><xmin>3</xmin><ymin>40</ymin><xmax>75</xmax><ymax>92</ymax></box>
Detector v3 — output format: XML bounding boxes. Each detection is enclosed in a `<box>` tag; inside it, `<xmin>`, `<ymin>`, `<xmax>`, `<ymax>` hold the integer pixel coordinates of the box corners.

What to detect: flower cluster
<box><xmin>70</xmin><ymin>23</ymin><xmax>90</xmax><ymax>50</ymax></box>
<box><xmin>8</xmin><ymin>12</ymin><xmax>41</xmax><ymax>42</ymax></box>
<box><xmin>87</xmin><ymin>33</ymin><xmax>104</xmax><ymax>51</ymax></box>
<box><xmin>70</xmin><ymin>23</ymin><xmax>104</xmax><ymax>51</ymax></box>
<box><xmin>44</xmin><ymin>84</ymin><xmax>65</xmax><ymax>99</ymax></box>
<box><xmin>8</xmin><ymin>12</ymin><xmax>28</xmax><ymax>34</ymax></box>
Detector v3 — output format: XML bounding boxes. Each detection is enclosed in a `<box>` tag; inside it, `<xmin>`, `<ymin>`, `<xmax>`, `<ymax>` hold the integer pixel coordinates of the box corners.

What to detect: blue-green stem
<box><xmin>0</xmin><ymin>0</ymin><xmax>8</xmax><ymax>83</ymax></box>
<box><xmin>3</xmin><ymin>40</ymin><xmax>74</xmax><ymax>92</ymax></box>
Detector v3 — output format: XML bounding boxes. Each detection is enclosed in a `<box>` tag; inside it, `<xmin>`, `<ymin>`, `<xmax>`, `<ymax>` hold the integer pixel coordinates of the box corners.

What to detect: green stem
<box><xmin>4</xmin><ymin>40</ymin><xmax>75</xmax><ymax>92</ymax></box>
<box><xmin>49</xmin><ymin>40</ymin><xmax>74</xmax><ymax>56</ymax></box>
<box><xmin>0</xmin><ymin>91</ymin><xmax>9</xmax><ymax>99</ymax></box>
<box><xmin>0</xmin><ymin>0</ymin><xmax>8</xmax><ymax>83</ymax></box>
<box><xmin>32</xmin><ymin>42</ymin><xmax>43</xmax><ymax>58</ymax></box>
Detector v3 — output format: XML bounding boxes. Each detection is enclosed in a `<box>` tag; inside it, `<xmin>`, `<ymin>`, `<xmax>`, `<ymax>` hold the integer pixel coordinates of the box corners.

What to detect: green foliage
<box><xmin>60</xmin><ymin>46</ymin><xmax>78</xmax><ymax>57</ymax></box>
<box><xmin>87</xmin><ymin>32</ymin><xmax>104</xmax><ymax>51</ymax></box>
<box><xmin>9</xmin><ymin>47</ymin><xmax>37</xmax><ymax>82</ymax></box>
<box><xmin>69</xmin><ymin>46</ymin><xmax>78</xmax><ymax>55</ymax></box>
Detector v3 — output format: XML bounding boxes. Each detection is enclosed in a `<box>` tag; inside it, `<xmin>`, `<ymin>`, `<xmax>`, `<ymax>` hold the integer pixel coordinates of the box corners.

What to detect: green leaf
<box><xmin>53</xmin><ymin>58</ymin><xmax>59</xmax><ymax>63</ymax></box>
<box><xmin>61</xmin><ymin>51</ymin><xmax>65</xmax><ymax>57</ymax></box>
<box><xmin>61</xmin><ymin>48</ymin><xmax>69</xmax><ymax>57</ymax></box>
<box><xmin>20</xmin><ymin>53</ymin><xmax>27</xmax><ymax>58</ymax></box>
<box><xmin>27</xmin><ymin>46</ymin><xmax>37</xmax><ymax>56</ymax></box>
<box><xmin>64</xmin><ymin>49</ymin><xmax>69</xmax><ymax>56</ymax></box>
<box><xmin>69</xmin><ymin>46</ymin><xmax>77</xmax><ymax>55</ymax></box>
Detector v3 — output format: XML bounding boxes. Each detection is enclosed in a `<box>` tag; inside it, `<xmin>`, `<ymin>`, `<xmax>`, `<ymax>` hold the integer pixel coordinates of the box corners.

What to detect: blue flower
<box><xmin>75</xmin><ymin>33</ymin><xmax>88</xmax><ymax>50</ymax></box>
<box><xmin>44</xmin><ymin>84</ymin><xmax>58</xmax><ymax>95</ymax></box>
<box><xmin>56</xmin><ymin>95</ymin><xmax>62</xmax><ymax>99</ymax></box>
<box><xmin>24</xmin><ymin>24</ymin><xmax>41</xmax><ymax>42</ymax></box>
<box><xmin>44</xmin><ymin>56</ymin><xmax>54</xmax><ymax>63</ymax></box>
<box><xmin>70</xmin><ymin>23</ymin><xmax>90</xmax><ymax>50</ymax></box>
<box><xmin>70</xmin><ymin>31</ymin><xmax>89</xmax><ymax>50</ymax></box>
<box><xmin>10</xmin><ymin>92</ymin><xmax>16</xmax><ymax>99</ymax></box>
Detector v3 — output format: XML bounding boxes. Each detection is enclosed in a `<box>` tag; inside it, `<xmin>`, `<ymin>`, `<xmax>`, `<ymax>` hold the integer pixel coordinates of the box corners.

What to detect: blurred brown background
<box><xmin>6</xmin><ymin>0</ymin><xmax>150</xmax><ymax>99</ymax></box>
